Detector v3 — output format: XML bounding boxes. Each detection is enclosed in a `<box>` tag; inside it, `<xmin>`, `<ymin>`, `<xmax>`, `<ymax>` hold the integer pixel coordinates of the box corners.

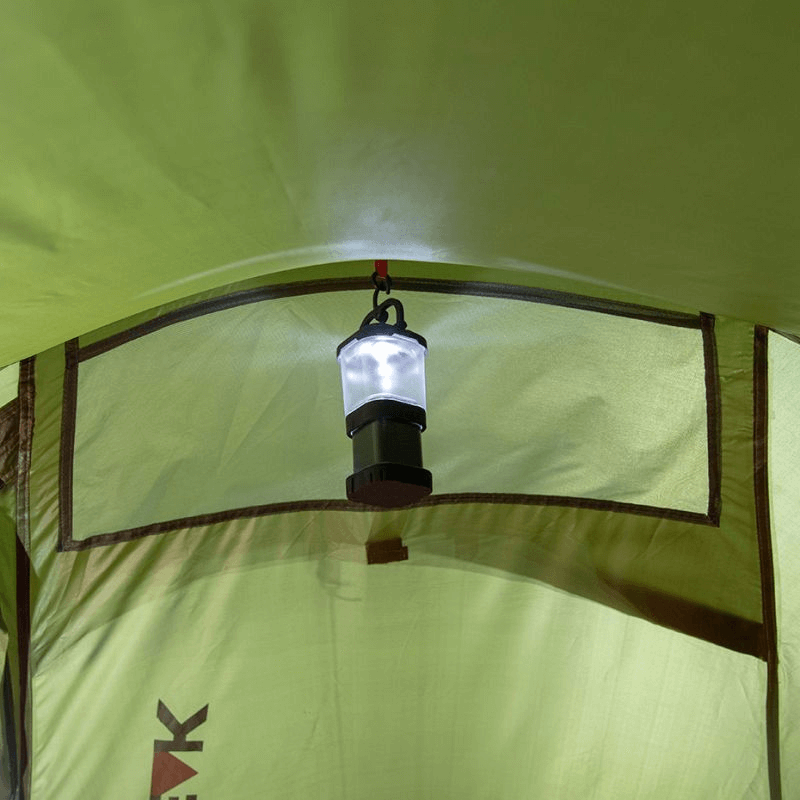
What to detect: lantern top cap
<box><xmin>336</xmin><ymin>322</ymin><xmax>427</xmax><ymax>358</ymax></box>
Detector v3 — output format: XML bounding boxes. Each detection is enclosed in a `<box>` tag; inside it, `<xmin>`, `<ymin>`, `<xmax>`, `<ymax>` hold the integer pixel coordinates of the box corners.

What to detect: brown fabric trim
<box><xmin>416</xmin><ymin>492</ymin><xmax>713</xmax><ymax>522</ymax></box>
<box><xmin>701</xmin><ymin>314</ymin><xmax>722</xmax><ymax>524</ymax></box>
<box><xmin>79</xmin><ymin>278</ymin><xmax>369</xmax><ymax>360</ymax></box>
<box><xmin>16</xmin><ymin>359</ymin><xmax>35</xmax><ymax>553</ymax></box>
<box><xmin>61</xmin><ymin>492</ymin><xmax>716</xmax><ymax>552</ymax></box>
<box><xmin>597</xmin><ymin>576</ymin><xmax>763</xmax><ymax>658</ymax></box>
<box><xmin>77</xmin><ymin>276</ymin><xmax>703</xmax><ymax>361</ymax></box>
<box><xmin>57</xmin><ymin>341</ymin><xmax>79</xmax><ymax>553</ymax></box>
<box><xmin>753</xmin><ymin>326</ymin><xmax>783</xmax><ymax>800</ymax></box>
<box><xmin>394</xmin><ymin>277</ymin><xmax>703</xmax><ymax>327</ymax></box>
<box><xmin>0</xmin><ymin>398</ymin><xmax>19</xmax><ymax>489</ymax></box>
<box><xmin>15</xmin><ymin>357</ymin><xmax>35</xmax><ymax>800</ymax></box>
<box><xmin>61</xmin><ymin>499</ymin><xmax>357</xmax><ymax>550</ymax></box>
<box><xmin>14</xmin><ymin>537</ymin><xmax>30</xmax><ymax>800</ymax></box>
<box><xmin>2</xmin><ymin>661</ymin><xmax>20</xmax><ymax>797</ymax></box>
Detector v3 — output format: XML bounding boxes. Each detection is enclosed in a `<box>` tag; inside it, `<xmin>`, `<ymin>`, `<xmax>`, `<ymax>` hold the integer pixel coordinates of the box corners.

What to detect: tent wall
<box><xmin>1</xmin><ymin>3</ymin><xmax>798</xmax><ymax>798</ymax></box>
<box><xmin>0</xmin><ymin>266</ymin><xmax>785</xmax><ymax>798</ymax></box>
<box><xmin>29</xmin><ymin>544</ymin><xmax>770</xmax><ymax>798</ymax></box>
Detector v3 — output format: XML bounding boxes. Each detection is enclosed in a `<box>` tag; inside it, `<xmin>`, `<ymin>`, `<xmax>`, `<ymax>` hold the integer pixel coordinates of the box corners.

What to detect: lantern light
<box><xmin>337</xmin><ymin>270</ymin><xmax>432</xmax><ymax>508</ymax></box>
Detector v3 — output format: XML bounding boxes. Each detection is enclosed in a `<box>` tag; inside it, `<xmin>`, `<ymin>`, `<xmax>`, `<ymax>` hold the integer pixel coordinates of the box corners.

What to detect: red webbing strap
<box><xmin>374</xmin><ymin>259</ymin><xmax>388</xmax><ymax>278</ymax></box>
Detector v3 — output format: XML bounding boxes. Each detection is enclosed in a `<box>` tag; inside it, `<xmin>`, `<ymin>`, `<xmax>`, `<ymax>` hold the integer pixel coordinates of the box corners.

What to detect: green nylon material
<box><xmin>0</xmin><ymin>368</ymin><xmax>18</xmax><ymax>411</ymax></box>
<box><xmin>1</xmin><ymin>3</ymin><xmax>797</xmax><ymax>793</ymax></box>
<box><xmin>1</xmin><ymin>2</ymin><xmax>800</xmax><ymax>366</ymax></box>
<box><xmin>31</xmin><ymin>556</ymin><xmax>768</xmax><ymax>799</ymax></box>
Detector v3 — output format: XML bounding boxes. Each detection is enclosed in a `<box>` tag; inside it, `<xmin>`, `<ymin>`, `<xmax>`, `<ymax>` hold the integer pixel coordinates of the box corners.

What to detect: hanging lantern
<box><xmin>337</xmin><ymin>268</ymin><xmax>432</xmax><ymax>507</ymax></box>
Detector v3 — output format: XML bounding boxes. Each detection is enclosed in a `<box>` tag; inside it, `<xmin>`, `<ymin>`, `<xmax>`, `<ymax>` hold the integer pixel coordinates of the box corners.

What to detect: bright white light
<box><xmin>338</xmin><ymin>333</ymin><xmax>427</xmax><ymax>415</ymax></box>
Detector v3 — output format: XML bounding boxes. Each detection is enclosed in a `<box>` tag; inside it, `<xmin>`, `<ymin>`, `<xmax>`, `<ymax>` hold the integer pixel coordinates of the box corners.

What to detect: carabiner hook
<box><xmin>371</xmin><ymin>271</ymin><xmax>393</xmax><ymax>310</ymax></box>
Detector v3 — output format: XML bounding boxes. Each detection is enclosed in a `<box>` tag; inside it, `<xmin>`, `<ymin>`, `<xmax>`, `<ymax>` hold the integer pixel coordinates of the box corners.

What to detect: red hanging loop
<box><xmin>371</xmin><ymin>260</ymin><xmax>392</xmax><ymax>308</ymax></box>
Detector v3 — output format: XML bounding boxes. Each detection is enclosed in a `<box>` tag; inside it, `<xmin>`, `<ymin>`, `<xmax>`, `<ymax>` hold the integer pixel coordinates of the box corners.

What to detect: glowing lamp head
<box><xmin>338</xmin><ymin>328</ymin><xmax>427</xmax><ymax>416</ymax></box>
<box><xmin>337</xmin><ymin>299</ymin><xmax>432</xmax><ymax>508</ymax></box>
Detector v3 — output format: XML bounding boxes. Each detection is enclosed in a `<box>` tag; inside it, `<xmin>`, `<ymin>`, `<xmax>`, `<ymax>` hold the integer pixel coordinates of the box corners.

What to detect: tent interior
<box><xmin>0</xmin><ymin>2</ymin><xmax>799</xmax><ymax>798</ymax></box>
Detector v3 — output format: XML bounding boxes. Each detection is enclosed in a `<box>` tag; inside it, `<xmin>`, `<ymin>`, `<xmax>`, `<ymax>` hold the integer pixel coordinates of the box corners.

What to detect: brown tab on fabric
<box><xmin>366</xmin><ymin>537</ymin><xmax>409</xmax><ymax>564</ymax></box>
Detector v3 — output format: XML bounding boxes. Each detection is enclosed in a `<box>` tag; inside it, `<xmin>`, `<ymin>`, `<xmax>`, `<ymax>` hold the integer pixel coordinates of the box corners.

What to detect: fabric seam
<box><xmin>77</xmin><ymin>276</ymin><xmax>704</xmax><ymax>362</ymax></box>
<box><xmin>15</xmin><ymin>357</ymin><xmax>35</xmax><ymax>800</ymax></box>
<box><xmin>753</xmin><ymin>326</ymin><xmax>783</xmax><ymax>800</ymax></box>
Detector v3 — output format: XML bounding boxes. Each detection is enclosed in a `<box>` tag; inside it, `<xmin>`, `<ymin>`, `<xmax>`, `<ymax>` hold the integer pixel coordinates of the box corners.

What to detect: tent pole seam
<box><xmin>77</xmin><ymin>276</ymin><xmax>705</xmax><ymax>361</ymax></box>
<box><xmin>753</xmin><ymin>326</ymin><xmax>782</xmax><ymax>800</ymax></box>
<box><xmin>58</xmin><ymin>494</ymin><xmax>717</xmax><ymax>552</ymax></box>
<box><xmin>57</xmin><ymin>341</ymin><xmax>79</xmax><ymax>553</ymax></box>
<box><xmin>701</xmin><ymin>314</ymin><xmax>722</xmax><ymax>524</ymax></box>
<box><xmin>15</xmin><ymin>357</ymin><xmax>35</xmax><ymax>800</ymax></box>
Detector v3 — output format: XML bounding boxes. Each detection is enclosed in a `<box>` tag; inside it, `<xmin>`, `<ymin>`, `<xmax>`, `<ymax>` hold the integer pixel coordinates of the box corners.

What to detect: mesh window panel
<box><xmin>70</xmin><ymin>289</ymin><xmax>709</xmax><ymax>540</ymax></box>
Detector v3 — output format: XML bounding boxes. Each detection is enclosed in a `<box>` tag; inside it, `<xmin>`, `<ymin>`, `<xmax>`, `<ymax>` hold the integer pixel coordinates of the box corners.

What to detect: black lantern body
<box><xmin>337</xmin><ymin>298</ymin><xmax>432</xmax><ymax>507</ymax></box>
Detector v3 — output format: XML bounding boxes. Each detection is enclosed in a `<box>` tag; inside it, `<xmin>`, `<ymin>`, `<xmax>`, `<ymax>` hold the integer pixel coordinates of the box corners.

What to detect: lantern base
<box><xmin>346</xmin><ymin>463</ymin><xmax>432</xmax><ymax>508</ymax></box>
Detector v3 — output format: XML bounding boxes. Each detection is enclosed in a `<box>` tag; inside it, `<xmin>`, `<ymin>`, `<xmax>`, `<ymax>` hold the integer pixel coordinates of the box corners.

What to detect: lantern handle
<box><xmin>360</xmin><ymin>297</ymin><xmax>407</xmax><ymax>330</ymax></box>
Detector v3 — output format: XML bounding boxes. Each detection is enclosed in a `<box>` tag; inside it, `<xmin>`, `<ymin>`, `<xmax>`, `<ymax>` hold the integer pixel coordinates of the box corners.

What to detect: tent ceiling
<box><xmin>1</xmin><ymin>1</ymin><xmax>799</xmax><ymax>365</ymax></box>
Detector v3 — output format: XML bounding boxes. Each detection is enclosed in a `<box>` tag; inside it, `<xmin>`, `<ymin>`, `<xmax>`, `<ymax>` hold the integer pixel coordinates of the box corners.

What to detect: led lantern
<box><xmin>337</xmin><ymin>288</ymin><xmax>432</xmax><ymax>507</ymax></box>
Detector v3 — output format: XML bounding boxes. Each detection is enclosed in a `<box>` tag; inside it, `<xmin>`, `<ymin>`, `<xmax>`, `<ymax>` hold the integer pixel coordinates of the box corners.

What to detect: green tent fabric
<box><xmin>1</xmin><ymin>3</ymin><xmax>799</xmax><ymax>799</ymax></box>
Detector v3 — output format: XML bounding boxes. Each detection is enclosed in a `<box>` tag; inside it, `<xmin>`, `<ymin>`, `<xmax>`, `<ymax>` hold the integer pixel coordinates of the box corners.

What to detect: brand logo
<box><xmin>149</xmin><ymin>700</ymin><xmax>208</xmax><ymax>800</ymax></box>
